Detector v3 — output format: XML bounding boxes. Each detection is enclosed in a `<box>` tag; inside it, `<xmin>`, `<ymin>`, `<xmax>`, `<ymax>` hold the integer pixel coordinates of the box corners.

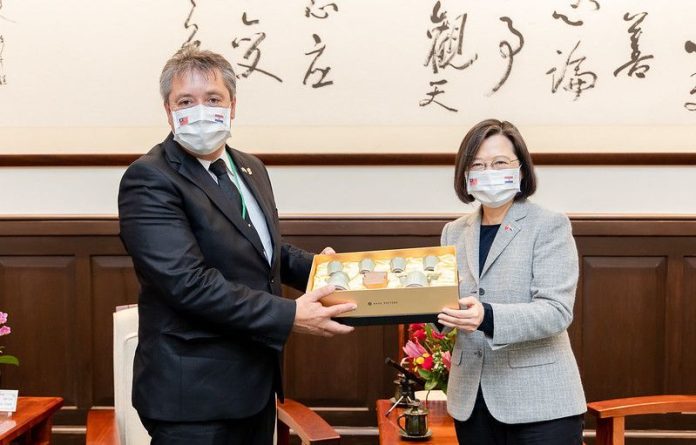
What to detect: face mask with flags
<box><xmin>466</xmin><ymin>167</ymin><xmax>521</xmax><ymax>208</ymax></box>
<box><xmin>171</xmin><ymin>104</ymin><xmax>231</xmax><ymax>155</ymax></box>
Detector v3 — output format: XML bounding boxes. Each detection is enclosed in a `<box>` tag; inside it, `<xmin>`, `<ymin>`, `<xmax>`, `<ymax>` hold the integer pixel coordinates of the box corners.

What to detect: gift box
<box><xmin>307</xmin><ymin>246</ymin><xmax>460</xmax><ymax>326</ymax></box>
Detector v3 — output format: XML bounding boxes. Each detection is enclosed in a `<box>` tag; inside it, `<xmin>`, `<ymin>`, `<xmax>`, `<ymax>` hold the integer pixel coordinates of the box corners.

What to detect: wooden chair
<box><xmin>85</xmin><ymin>305</ymin><xmax>339</xmax><ymax>445</ymax></box>
<box><xmin>587</xmin><ymin>395</ymin><xmax>696</xmax><ymax>445</ymax></box>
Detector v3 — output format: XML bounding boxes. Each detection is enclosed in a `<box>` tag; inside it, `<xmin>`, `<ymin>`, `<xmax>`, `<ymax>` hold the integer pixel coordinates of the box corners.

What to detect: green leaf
<box><xmin>418</xmin><ymin>369</ymin><xmax>432</xmax><ymax>379</ymax></box>
<box><xmin>0</xmin><ymin>355</ymin><xmax>19</xmax><ymax>366</ymax></box>
<box><xmin>425</xmin><ymin>379</ymin><xmax>438</xmax><ymax>391</ymax></box>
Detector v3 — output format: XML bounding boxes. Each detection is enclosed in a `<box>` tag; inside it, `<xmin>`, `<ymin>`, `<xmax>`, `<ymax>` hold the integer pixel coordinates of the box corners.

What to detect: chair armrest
<box><xmin>86</xmin><ymin>409</ymin><xmax>121</xmax><ymax>445</ymax></box>
<box><xmin>587</xmin><ymin>395</ymin><xmax>696</xmax><ymax>419</ymax></box>
<box><xmin>277</xmin><ymin>399</ymin><xmax>339</xmax><ymax>445</ymax></box>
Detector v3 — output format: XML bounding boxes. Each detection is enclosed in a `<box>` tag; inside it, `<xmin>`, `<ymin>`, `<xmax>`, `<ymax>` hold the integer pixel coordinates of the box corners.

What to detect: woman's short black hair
<box><xmin>454</xmin><ymin>119</ymin><xmax>537</xmax><ymax>204</ymax></box>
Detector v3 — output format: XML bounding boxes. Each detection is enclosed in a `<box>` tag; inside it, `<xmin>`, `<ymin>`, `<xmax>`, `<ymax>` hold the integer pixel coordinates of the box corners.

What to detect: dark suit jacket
<box><xmin>118</xmin><ymin>134</ymin><xmax>313</xmax><ymax>422</ymax></box>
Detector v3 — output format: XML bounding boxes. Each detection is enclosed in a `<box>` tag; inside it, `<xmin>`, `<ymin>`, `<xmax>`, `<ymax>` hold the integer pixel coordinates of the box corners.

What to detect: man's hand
<box><xmin>437</xmin><ymin>296</ymin><xmax>484</xmax><ymax>333</ymax></box>
<box><xmin>321</xmin><ymin>247</ymin><xmax>336</xmax><ymax>255</ymax></box>
<box><xmin>293</xmin><ymin>285</ymin><xmax>356</xmax><ymax>337</ymax></box>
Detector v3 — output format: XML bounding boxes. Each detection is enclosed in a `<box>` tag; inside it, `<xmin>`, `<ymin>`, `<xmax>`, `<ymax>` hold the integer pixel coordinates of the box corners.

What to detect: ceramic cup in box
<box><xmin>358</xmin><ymin>258</ymin><xmax>375</xmax><ymax>274</ymax></box>
<box><xmin>326</xmin><ymin>260</ymin><xmax>343</xmax><ymax>275</ymax></box>
<box><xmin>403</xmin><ymin>271</ymin><xmax>428</xmax><ymax>288</ymax></box>
<box><xmin>423</xmin><ymin>255</ymin><xmax>439</xmax><ymax>272</ymax></box>
<box><xmin>390</xmin><ymin>257</ymin><xmax>406</xmax><ymax>273</ymax></box>
<box><xmin>327</xmin><ymin>271</ymin><xmax>350</xmax><ymax>290</ymax></box>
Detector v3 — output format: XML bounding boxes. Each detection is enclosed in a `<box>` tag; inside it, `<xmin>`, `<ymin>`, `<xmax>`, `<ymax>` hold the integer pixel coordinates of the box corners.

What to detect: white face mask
<box><xmin>466</xmin><ymin>167</ymin><xmax>521</xmax><ymax>208</ymax></box>
<box><xmin>171</xmin><ymin>104</ymin><xmax>231</xmax><ymax>155</ymax></box>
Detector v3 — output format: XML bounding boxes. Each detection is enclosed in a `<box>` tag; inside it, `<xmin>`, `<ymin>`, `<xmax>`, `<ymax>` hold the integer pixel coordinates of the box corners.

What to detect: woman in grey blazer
<box><xmin>437</xmin><ymin>119</ymin><xmax>586</xmax><ymax>445</ymax></box>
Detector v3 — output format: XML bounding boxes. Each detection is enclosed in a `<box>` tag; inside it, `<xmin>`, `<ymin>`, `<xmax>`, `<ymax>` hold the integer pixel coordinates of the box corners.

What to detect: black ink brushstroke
<box><xmin>303</xmin><ymin>34</ymin><xmax>333</xmax><ymax>88</ymax></box>
<box><xmin>242</xmin><ymin>12</ymin><xmax>260</xmax><ymax>25</ymax></box>
<box><xmin>685</xmin><ymin>40</ymin><xmax>696</xmax><ymax>54</ymax></box>
<box><xmin>182</xmin><ymin>0</ymin><xmax>200</xmax><ymax>48</ymax></box>
<box><xmin>614</xmin><ymin>12</ymin><xmax>653</xmax><ymax>78</ymax></box>
<box><xmin>419</xmin><ymin>79</ymin><xmax>457</xmax><ymax>112</ymax></box>
<box><xmin>489</xmin><ymin>16</ymin><xmax>524</xmax><ymax>95</ymax></box>
<box><xmin>552</xmin><ymin>11</ymin><xmax>583</xmax><ymax>26</ymax></box>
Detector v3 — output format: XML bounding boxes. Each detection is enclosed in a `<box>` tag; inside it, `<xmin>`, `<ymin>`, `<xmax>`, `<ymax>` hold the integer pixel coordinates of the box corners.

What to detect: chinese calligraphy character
<box><xmin>489</xmin><ymin>17</ymin><xmax>524</xmax><ymax>95</ymax></box>
<box><xmin>303</xmin><ymin>34</ymin><xmax>333</xmax><ymax>88</ymax></box>
<box><xmin>685</xmin><ymin>40</ymin><xmax>696</xmax><ymax>111</ymax></box>
<box><xmin>231</xmin><ymin>14</ymin><xmax>283</xmax><ymax>83</ymax></box>
<box><xmin>553</xmin><ymin>1</ymin><xmax>599</xmax><ymax>27</ymax></box>
<box><xmin>425</xmin><ymin>2</ymin><xmax>478</xmax><ymax>74</ymax></box>
<box><xmin>614</xmin><ymin>12</ymin><xmax>654</xmax><ymax>79</ymax></box>
<box><xmin>546</xmin><ymin>41</ymin><xmax>597</xmax><ymax>100</ymax></box>
<box><xmin>305</xmin><ymin>0</ymin><xmax>338</xmax><ymax>19</ymax></box>
<box><xmin>419</xmin><ymin>80</ymin><xmax>457</xmax><ymax>112</ymax></box>
<box><xmin>182</xmin><ymin>0</ymin><xmax>200</xmax><ymax>48</ymax></box>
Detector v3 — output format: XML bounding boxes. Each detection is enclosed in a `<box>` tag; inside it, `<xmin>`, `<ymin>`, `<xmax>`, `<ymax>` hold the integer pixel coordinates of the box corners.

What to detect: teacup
<box><xmin>358</xmin><ymin>258</ymin><xmax>375</xmax><ymax>274</ymax></box>
<box><xmin>327</xmin><ymin>271</ymin><xmax>350</xmax><ymax>290</ymax></box>
<box><xmin>326</xmin><ymin>260</ymin><xmax>343</xmax><ymax>275</ymax></box>
<box><xmin>390</xmin><ymin>257</ymin><xmax>406</xmax><ymax>274</ymax></box>
<box><xmin>403</xmin><ymin>271</ymin><xmax>428</xmax><ymax>288</ymax></box>
<box><xmin>397</xmin><ymin>404</ymin><xmax>429</xmax><ymax>437</ymax></box>
<box><xmin>423</xmin><ymin>255</ymin><xmax>439</xmax><ymax>272</ymax></box>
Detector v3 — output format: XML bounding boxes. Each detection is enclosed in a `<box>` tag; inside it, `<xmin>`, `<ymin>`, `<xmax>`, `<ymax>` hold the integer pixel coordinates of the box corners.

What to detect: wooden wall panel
<box><xmin>581</xmin><ymin>257</ymin><xmax>667</xmax><ymax>401</ymax></box>
<box><xmin>0</xmin><ymin>217</ymin><xmax>694</xmax><ymax>445</ymax></box>
<box><xmin>0</xmin><ymin>256</ymin><xmax>78</xmax><ymax>414</ymax></box>
<box><xmin>90</xmin><ymin>256</ymin><xmax>139</xmax><ymax>406</ymax></box>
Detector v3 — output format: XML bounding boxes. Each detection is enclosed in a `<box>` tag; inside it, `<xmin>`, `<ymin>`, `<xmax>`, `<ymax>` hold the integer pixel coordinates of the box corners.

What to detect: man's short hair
<box><xmin>159</xmin><ymin>45</ymin><xmax>237</xmax><ymax>104</ymax></box>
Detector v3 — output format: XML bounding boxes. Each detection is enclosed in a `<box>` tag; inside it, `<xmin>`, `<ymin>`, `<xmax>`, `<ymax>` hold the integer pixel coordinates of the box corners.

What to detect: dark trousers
<box><xmin>141</xmin><ymin>394</ymin><xmax>276</xmax><ymax>445</ymax></box>
<box><xmin>454</xmin><ymin>388</ymin><xmax>583</xmax><ymax>445</ymax></box>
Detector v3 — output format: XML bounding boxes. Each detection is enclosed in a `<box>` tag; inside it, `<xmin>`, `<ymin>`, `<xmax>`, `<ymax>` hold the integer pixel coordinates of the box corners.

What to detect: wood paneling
<box><xmin>1</xmin><ymin>152</ymin><xmax>696</xmax><ymax>166</ymax></box>
<box><xmin>0</xmin><ymin>216</ymin><xmax>695</xmax><ymax>445</ymax></box>
<box><xmin>581</xmin><ymin>257</ymin><xmax>667</xmax><ymax>401</ymax></box>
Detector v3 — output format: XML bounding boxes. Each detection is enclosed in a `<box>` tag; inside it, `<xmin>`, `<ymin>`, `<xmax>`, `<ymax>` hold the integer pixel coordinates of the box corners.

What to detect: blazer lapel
<box><xmin>163</xmin><ymin>136</ymin><xmax>267</xmax><ymax>261</ymax></box>
<box><xmin>460</xmin><ymin>211</ymin><xmax>481</xmax><ymax>284</ymax></box>
<box><xmin>479</xmin><ymin>201</ymin><xmax>528</xmax><ymax>278</ymax></box>
<box><xmin>229</xmin><ymin>149</ymin><xmax>280</xmax><ymax>262</ymax></box>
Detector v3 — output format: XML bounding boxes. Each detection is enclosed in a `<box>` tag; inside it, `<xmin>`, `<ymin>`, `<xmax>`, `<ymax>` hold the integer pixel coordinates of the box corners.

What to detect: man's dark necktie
<box><xmin>209</xmin><ymin>159</ymin><xmax>248</xmax><ymax>222</ymax></box>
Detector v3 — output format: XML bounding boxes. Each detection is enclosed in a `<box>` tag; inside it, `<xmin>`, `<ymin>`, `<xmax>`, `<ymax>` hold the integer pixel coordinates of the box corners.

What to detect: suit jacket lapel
<box><xmin>480</xmin><ymin>201</ymin><xmax>527</xmax><ymax>278</ymax></box>
<box><xmin>460</xmin><ymin>211</ymin><xmax>481</xmax><ymax>285</ymax></box>
<box><xmin>163</xmin><ymin>136</ymin><xmax>267</xmax><ymax>261</ymax></box>
<box><xmin>229</xmin><ymin>149</ymin><xmax>280</xmax><ymax>263</ymax></box>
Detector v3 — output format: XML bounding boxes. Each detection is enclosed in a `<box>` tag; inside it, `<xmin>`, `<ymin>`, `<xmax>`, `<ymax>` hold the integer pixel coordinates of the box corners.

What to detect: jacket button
<box><xmin>476</xmin><ymin>350</ymin><xmax>483</xmax><ymax>358</ymax></box>
<box><xmin>270</xmin><ymin>278</ymin><xmax>275</xmax><ymax>285</ymax></box>
<box><xmin>479</xmin><ymin>288</ymin><xmax>485</xmax><ymax>296</ymax></box>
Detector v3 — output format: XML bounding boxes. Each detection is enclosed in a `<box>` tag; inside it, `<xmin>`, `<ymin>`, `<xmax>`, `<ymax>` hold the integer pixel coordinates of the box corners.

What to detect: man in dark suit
<box><xmin>118</xmin><ymin>46</ymin><xmax>356</xmax><ymax>445</ymax></box>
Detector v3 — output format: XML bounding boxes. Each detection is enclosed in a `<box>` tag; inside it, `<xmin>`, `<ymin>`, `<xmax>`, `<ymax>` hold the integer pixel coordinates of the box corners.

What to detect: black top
<box><xmin>477</xmin><ymin>224</ymin><xmax>499</xmax><ymax>338</ymax></box>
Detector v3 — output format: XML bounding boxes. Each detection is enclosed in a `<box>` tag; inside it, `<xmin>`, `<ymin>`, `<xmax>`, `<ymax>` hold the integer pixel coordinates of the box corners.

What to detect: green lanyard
<box><xmin>225</xmin><ymin>152</ymin><xmax>248</xmax><ymax>220</ymax></box>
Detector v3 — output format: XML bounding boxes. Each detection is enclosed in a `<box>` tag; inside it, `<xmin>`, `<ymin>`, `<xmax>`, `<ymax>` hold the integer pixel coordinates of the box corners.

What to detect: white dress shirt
<box><xmin>198</xmin><ymin>155</ymin><xmax>274</xmax><ymax>265</ymax></box>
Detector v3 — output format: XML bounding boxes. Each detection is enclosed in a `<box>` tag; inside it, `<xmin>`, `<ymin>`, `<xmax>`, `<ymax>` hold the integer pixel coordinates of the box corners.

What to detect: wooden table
<box><xmin>0</xmin><ymin>397</ymin><xmax>63</xmax><ymax>445</ymax></box>
<box><xmin>377</xmin><ymin>399</ymin><xmax>457</xmax><ymax>444</ymax></box>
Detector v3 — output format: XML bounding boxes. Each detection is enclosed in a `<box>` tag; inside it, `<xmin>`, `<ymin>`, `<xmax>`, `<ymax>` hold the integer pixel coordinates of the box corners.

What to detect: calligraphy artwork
<box><xmin>231</xmin><ymin>13</ymin><xmax>283</xmax><ymax>82</ymax></box>
<box><xmin>182</xmin><ymin>0</ymin><xmax>200</xmax><ymax>48</ymax></box>
<box><xmin>613</xmin><ymin>12</ymin><xmax>653</xmax><ymax>79</ymax></box>
<box><xmin>546</xmin><ymin>41</ymin><xmax>597</xmax><ymax>101</ymax></box>
<box><xmin>489</xmin><ymin>17</ymin><xmax>524</xmax><ymax>95</ymax></box>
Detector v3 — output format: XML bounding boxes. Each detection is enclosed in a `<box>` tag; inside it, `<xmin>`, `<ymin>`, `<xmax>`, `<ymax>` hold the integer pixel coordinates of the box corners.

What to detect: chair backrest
<box><xmin>113</xmin><ymin>305</ymin><xmax>151</xmax><ymax>445</ymax></box>
<box><xmin>587</xmin><ymin>395</ymin><xmax>696</xmax><ymax>445</ymax></box>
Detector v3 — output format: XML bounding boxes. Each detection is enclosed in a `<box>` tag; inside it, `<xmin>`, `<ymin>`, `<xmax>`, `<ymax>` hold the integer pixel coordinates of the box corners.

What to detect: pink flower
<box><xmin>0</xmin><ymin>326</ymin><xmax>11</xmax><ymax>336</ymax></box>
<box><xmin>0</xmin><ymin>312</ymin><xmax>7</xmax><ymax>325</ymax></box>
<box><xmin>442</xmin><ymin>351</ymin><xmax>452</xmax><ymax>371</ymax></box>
<box><xmin>403</xmin><ymin>340</ymin><xmax>427</xmax><ymax>359</ymax></box>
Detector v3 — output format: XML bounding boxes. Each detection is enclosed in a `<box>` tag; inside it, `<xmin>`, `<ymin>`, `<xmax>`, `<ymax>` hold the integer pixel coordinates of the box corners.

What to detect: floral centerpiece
<box><xmin>402</xmin><ymin>323</ymin><xmax>455</xmax><ymax>393</ymax></box>
<box><xmin>0</xmin><ymin>312</ymin><xmax>19</xmax><ymax>366</ymax></box>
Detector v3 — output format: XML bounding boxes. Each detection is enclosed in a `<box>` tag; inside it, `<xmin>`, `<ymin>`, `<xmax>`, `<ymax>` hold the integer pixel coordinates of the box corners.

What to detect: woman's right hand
<box><xmin>438</xmin><ymin>296</ymin><xmax>484</xmax><ymax>333</ymax></box>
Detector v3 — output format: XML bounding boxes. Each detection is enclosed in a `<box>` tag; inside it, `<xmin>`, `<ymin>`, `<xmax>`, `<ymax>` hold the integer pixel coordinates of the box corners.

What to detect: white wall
<box><xmin>0</xmin><ymin>165</ymin><xmax>693</xmax><ymax>216</ymax></box>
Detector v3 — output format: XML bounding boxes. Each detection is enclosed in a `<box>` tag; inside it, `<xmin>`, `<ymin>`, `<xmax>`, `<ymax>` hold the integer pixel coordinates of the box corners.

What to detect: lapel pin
<box><xmin>241</xmin><ymin>167</ymin><xmax>253</xmax><ymax>175</ymax></box>
<box><xmin>504</xmin><ymin>224</ymin><xmax>513</xmax><ymax>233</ymax></box>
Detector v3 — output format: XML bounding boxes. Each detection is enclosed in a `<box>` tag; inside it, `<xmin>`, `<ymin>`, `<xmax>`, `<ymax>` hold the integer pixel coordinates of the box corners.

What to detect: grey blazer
<box><xmin>442</xmin><ymin>200</ymin><xmax>586</xmax><ymax>424</ymax></box>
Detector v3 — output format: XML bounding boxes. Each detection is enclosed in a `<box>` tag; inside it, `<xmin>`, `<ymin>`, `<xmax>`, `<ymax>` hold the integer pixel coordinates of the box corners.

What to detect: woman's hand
<box><xmin>438</xmin><ymin>296</ymin><xmax>484</xmax><ymax>333</ymax></box>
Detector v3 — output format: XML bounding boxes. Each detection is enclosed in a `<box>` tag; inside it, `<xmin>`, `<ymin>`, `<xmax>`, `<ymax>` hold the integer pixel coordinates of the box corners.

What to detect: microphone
<box><xmin>384</xmin><ymin>357</ymin><xmax>426</xmax><ymax>387</ymax></box>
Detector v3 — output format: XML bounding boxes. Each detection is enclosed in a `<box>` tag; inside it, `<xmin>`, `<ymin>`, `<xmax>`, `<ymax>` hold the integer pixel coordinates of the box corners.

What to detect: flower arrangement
<box><xmin>0</xmin><ymin>312</ymin><xmax>19</xmax><ymax>366</ymax></box>
<box><xmin>402</xmin><ymin>323</ymin><xmax>455</xmax><ymax>393</ymax></box>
